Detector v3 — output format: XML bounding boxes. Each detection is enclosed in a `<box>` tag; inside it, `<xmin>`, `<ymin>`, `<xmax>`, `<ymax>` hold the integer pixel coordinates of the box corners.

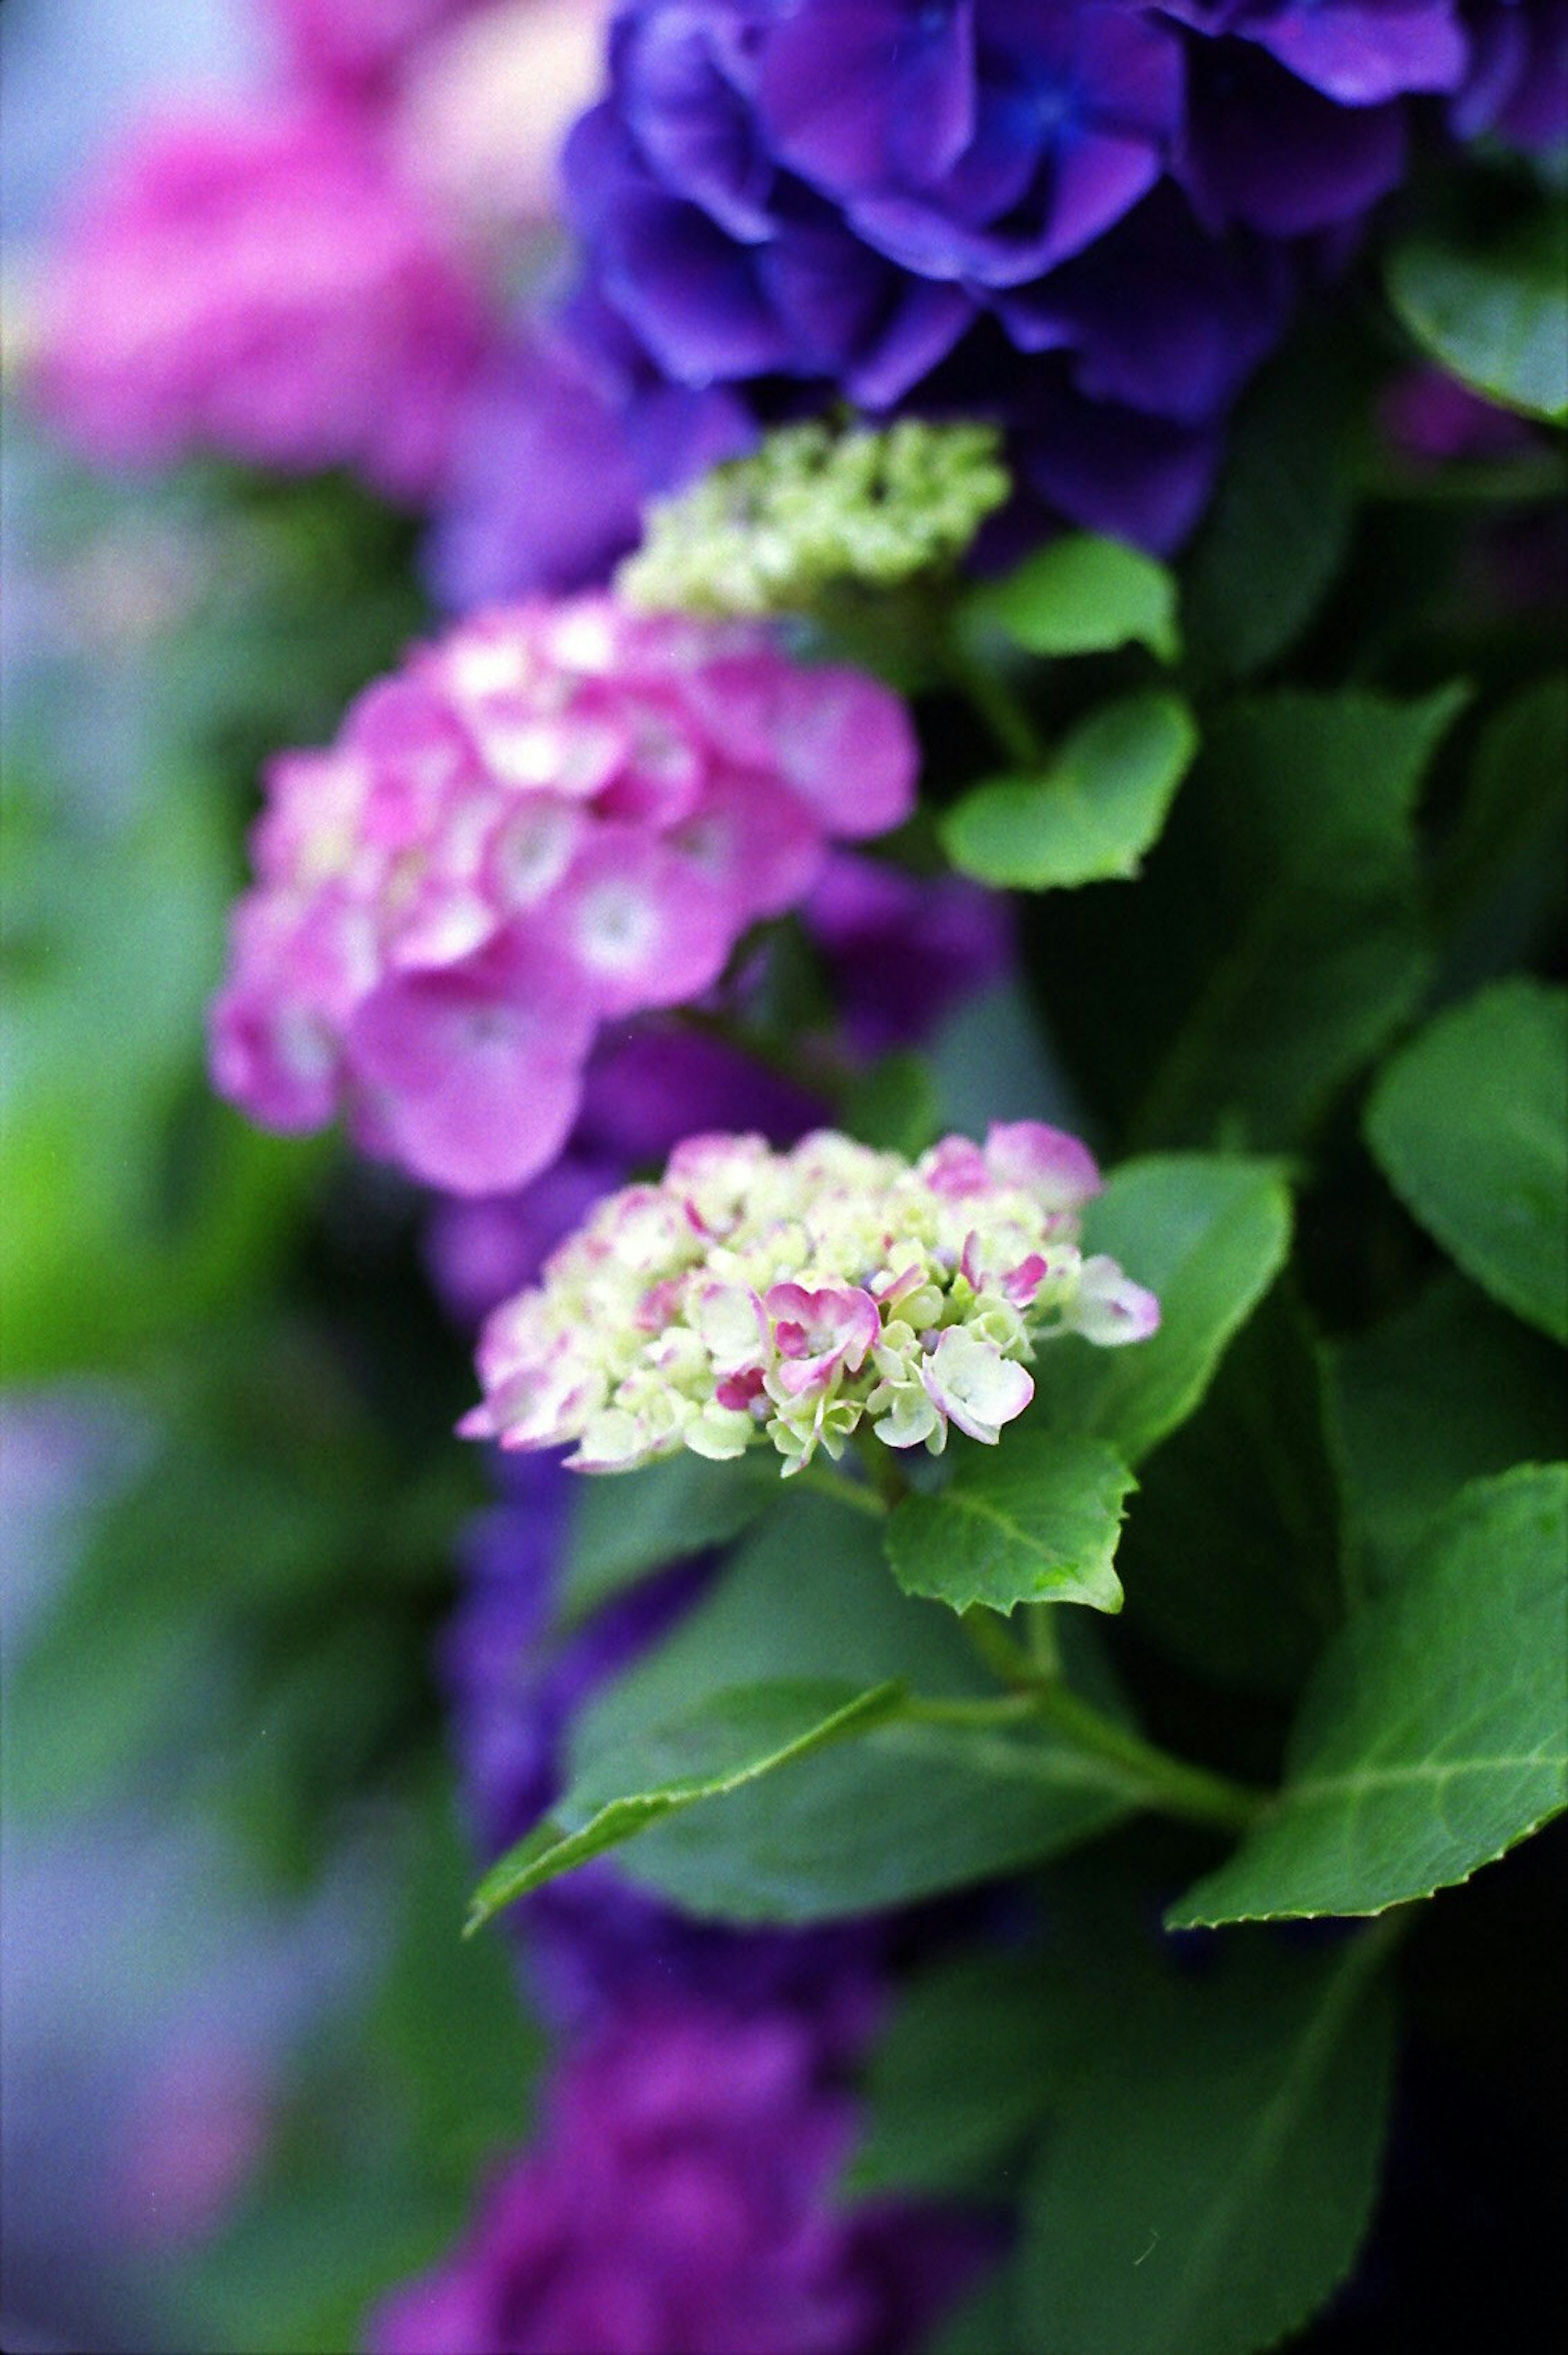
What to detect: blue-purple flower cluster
<box><xmin>430</xmin><ymin>0</ymin><xmax>1564</xmax><ymax>602</ymax></box>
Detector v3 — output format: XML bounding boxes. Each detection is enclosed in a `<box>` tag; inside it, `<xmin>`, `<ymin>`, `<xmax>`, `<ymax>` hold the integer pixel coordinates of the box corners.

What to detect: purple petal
<box><xmin>1180</xmin><ymin>41</ymin><xmax>1408</xmax><ymax>233</ymax></box>
<box><xmin>1250</xmin><ymin>2</ymin><xmax>1469</xmax><ymax>105</ymax></box>
<box><xmin>758</xmin><ymin>0</ymin><xmax>978</xmax><ymax>196</ymax></box>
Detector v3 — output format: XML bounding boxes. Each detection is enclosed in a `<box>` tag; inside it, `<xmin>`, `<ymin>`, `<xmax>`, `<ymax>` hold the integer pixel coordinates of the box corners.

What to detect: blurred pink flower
<box><xmin>33</xmin><ymin>100</ymin><xmax>492</xmax><ymax>502</ymax></box>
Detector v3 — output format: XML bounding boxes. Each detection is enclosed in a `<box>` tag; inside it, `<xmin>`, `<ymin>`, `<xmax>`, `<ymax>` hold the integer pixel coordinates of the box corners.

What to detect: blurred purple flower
<box><xmin>366</xmin><ymin>1995</ymin><xmax>989</xmax><ymax>2355</ymax></box>
<box><xmin>1157</xmin><ymin>0</ymin><xmax>1469</xmax><ymax>105</ymax></box>
<box><xmin>1452</xmin><ymin>0</ymin><xmax>1568</xmax><ymax>146</ymax></box>
<box><xmin>425</xmin><ymin>325</ymin><xmax>756</xmax><ymax>612</ymax></box>
<box><xmin>1378</xmin><ymin>365</ymin><xmax>1539</xmax><ymax>463</ymax></box>
<box><xmin>806</xmin><ymin>853</ymin><xmax>1013</xmax><ymax>1058</ymax></box>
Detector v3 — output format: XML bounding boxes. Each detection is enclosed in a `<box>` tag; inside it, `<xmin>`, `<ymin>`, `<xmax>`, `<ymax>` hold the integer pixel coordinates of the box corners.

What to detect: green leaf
<box><xmin>1132</xmin><ymin>685</ymin><xmax>1467</xmax><ymax>1148</ymax></box>
<box><xmin>466</xmin><ymin>1679</ymin><xmax>906</xmax><ymax>1927</ymax></box>
<box><xmin>848</xmin><ymin>1950</ymin><xmax>1069</xmax><ymax>2198</ymax></box>
<box><xmin>1388</xmin><ymin>199</ymin><xmax>1568</xmax><ymax>422</ymax></box>
<box><xmin>1433</xmin><ymin>674</ymin><xmax>1568</xmax><ymax>996</ymax></box>
<box><xmin>967</xmin><ymin>532</ymin><xmax>1179</xmax><ymax>662</ymax></box>
<box><xmin>1018</xmin><ymin>1926</ymin><xmax>1397</xmax><ymax>2355</ymax></box>
<box><xmin>371</xmin><ymin>1782</ymin><xmax>546</xmax><ymax>2184</ymax></box>
<box><xmin>1034</xmin><ymin>1157</ymin><xmax>1293</xmax><ymax>1468</ymax></box>
<box><xmin>1181</xmin><ymin>332</ymin><xmax>1360</xmax><ymax>683</ymax></box>
<box><xmin>1323</xmin><ymin>1274</ymin><xmax>1568</xmax><ymax>1599</ymax></box>
<box><xmin>1169</xmin><ymin>1466</ymin><xmax>1568</xmax><ymax>1926</ymax></box>
<box><xmin>1366</xmin><ymin>978</ymin><xmax>1568</xmax><ymax>1345</ymax></box>
<box><xmin>942</xmin><ymin>693</ymin><xmax>1197</xmax><ymax>889</ymax></box>
<box><xmin>559</xmin><ymin>1449</ymin><xmax>774</xmax><ymax>1621</ymax></box>
<box><xmin>564</xmin><ymin>1491</ymin><xmax>1134</xmax><ymax>1921</ymax></box>
<box><xmin>845</xmin><ymin>1048</ymin><xmax>942</xmax><ymax>1154</ymax></box>
<box><xmin>887</xmin><ymin>1428</ymin><xmax>1133</xmax><ymax>1616</ymax></box>
<box><xmin>929</xmin><ymin>978</ymin><xmax>1079</xmax><ymax>1139</ymax></box>
<box><xmin>1118</xmin><ymin>1287</ymin><xmax>1344</xmax><ymax>1694</ymax></box>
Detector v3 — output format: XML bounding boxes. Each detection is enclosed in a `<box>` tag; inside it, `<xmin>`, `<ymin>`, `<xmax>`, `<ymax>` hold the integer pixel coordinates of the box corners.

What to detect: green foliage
<box><xmin>1433</xmin><ymin>674</ymin><xmax>1568</xmax><ymax>994</ymax></box>
<box><xmin>1323</xmin><ymin>1274</ymin><xmax>1568</xmax><ymax>1599</ymax></box>
<box><xmin>1170</xmin><ymin>1466</ymin><xmax>1568</xmax><ymax>1925</ymax></box>
<box><xmin>847</xmin><ymin>1949</ymin><xmax>1068</xmax><ymax>2197</ymax></box>
<box><xmin>1117</xmin><ymin>1287</ymin><xmax>1344</xmax><ymax>1694</ymax></box>
<box><xmin>1017</xmin><ymin>1923</ymin><xmax>1397</xmax><ymax>2355</ymax></box>
<box><xmin>559</xmin><ymin>1449</ymin><xmax>774</xmax><ymax>1621</ymax></box>
<box><xmin>1131</xmin><ymin>685</ymin><xmax>1467</xmax><ymax>1147</ymax></box>
<box><xmin>1033</xmin><ymin>1157</ymin><xmax>1294</xmax><ymax>1467</ymax></box>
<box><xmin>172</xmin><ymin>1782</ymin><xmax>545</xmax><ymax>2355</ymax></box>
<box><xmin>466</xmin><ymin>1679</ymin><xmax>905</xmax><ymax>1928</ymax></box>
<box><xmin>942</xmin><ymin>693</ymin><xmax>1198</xmax><ymax>889</ymax></box>
<box><xmin>1365</xmin><ymin>977</ymin><xmax>1568</xmax><ymax>1344</ymax></box>
<box><xmin>0</xmin><ymin>755</ymin><xmax>316</xmax><ymax>1383</ymax></box>
<box><xmin>561</xmin><ymin>1492</ymin><xmax>1133</xmax><ymax>1920</ymax></box>
<box><xmin>1387</xmin><ymin>193</ymin><xmax>1568</xmax><ymax>422</ymax></box>
<box><xmin>886</xmin><ymin>1427</ymin><xmax>1133</xmax><ymax>1616</ymax></box>
<box><xmin>5</xmin><ymin>1322</ymin><xmax>477</xmax><ymax>1877</ymax></box>
<box><xmin>965</xmin><ymin>532</ymin><xmax>1179</xmax><ymax>663</ymax></box>
<box><xmin>1180</xmin><ymin>332</ymin><xmax>1360</xmax><ymax>682</ymax></box>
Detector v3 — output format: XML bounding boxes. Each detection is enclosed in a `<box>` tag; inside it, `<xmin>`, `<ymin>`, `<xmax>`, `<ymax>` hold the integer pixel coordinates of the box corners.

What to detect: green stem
<box><xmin>792</xmin><ymin>1458</ymin><xmax>888</xmax><ymax>1520</ymax></box>
<box><xmin>959</xmin><ymin>1607</ymin><xmax>1267</xmax><ymax>1836</ymax></box>
<box><xmin>903</xmin><ymin>1692</ymin><xmax>1040</xmax><ymax>1731</ymax></box>
<box><xmin>948</xmin><ymin>639</ymin><xmax>1047</xmax><ymax>769</ymax></box>
<box><xmin>1025</xmin><ymin>1602</ymin><xmax>1063</xmax><ymax>1680</ymax></box>
<box><xmin>1030</xmin><ymin>1682</ymin><xmax>1269</xmax><ymax>1836</ymax></box>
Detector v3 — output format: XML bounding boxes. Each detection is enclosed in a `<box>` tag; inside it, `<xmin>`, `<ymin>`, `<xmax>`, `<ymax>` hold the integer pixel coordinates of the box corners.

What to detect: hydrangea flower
<box><xmin>462</xmin><ymin>1124</ymin><xmax>1159</xmax><ymax>1475</ymax></box>
<box><xmin>1452</xmin><ymin>0</ymin><xmax>1568</xmax><ymax>148</ymax></box>
<box><xmin>365</xmin><ymin>1993</ymin><xmax>989</xmax><ymax>2355</ymax></box>
<box><xmin>265</xmin><ymin>0</ymin><xmax>485</xmax><ymax>102</ymax></box>
<box><xmin>31</xmin><ymin>101</ymin><xmax>492</xmax><ymax>503</ymax></box>
<box><xmin>619</xmin><ymin>418</ymin><xmax>1010</xmax><ymax>615</ymax></box>
<box><xmin>209</xmin><ymin>597</ymin><xmax>918</xmax><ymax>1194</ymax></box>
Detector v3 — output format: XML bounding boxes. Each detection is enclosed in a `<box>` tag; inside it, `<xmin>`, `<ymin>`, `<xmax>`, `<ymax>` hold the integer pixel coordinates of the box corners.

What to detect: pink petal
<box><xmin>984</xmin><ymin>1121</ymin><xmax>1102</xmax><ymax>1210</ymax></box>
<box><xmin>343</xmin><ymin>930</ymin><xmax>594</xmax><ymax>1194</ymax></box>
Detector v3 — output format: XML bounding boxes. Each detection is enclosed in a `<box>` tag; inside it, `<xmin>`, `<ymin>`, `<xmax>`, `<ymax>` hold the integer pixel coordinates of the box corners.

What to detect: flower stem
<box><xmin>960</xmin><ymin>1606</ymin><xmax>1267</xmax><ymax>1836</ymax></box>
<box><xmin>792</xmin><ymin>1457</ymin><xmax>889</xmax><ymax>1520</ymax></box>
<box><xmin>1029</xmin><ymin>1681</ymin><xmax>1269</xmax><ymax>1836</ymax></box>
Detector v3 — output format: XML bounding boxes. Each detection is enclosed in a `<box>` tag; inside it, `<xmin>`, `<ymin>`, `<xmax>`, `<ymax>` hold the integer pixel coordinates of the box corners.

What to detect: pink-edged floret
<box><xmin>982</xmin><ymin>1122</ymin><xmax>1103</xmax><ymax>1210</ymax></box>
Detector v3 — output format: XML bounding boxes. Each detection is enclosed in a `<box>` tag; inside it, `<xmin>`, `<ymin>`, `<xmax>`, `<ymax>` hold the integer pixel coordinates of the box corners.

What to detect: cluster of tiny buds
<box><xmin>462</xmin><ymin>1123</ymin><xmax>1160</xmax><ymax>1478</ymax></box>
<box><xmin>618</xmin><ymin>419</ymin><xmax>1011</xmax><ymax>618</ymax></box>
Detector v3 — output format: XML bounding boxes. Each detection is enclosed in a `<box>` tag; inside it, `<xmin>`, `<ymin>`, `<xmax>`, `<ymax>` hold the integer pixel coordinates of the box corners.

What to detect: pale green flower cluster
<box><xmin>462</xmin><ymin>1124</ymin><xmax>1159</xmax><ymax>1479</ymax></box>
<box><xmin>618</xmin><ymin>420</ymin><xmax>1010</xmax><ymax>617</ymax></box>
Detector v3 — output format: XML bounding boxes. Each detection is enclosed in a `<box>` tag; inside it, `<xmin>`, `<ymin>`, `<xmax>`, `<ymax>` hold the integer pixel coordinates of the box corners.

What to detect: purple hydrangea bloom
<box><xmin>1157</xmin><ymin>0</ymin><xmax>1469</xmax><ymax>105</ymax></box>
<box><xmin>521</xmin><ymin>0</ymin><xmax>1470</xmax><ymax>565</ymax></box>
<box><xmin>1452</xmin><ymin>0</ymin><xmax>1568</xmax><ymax>147</ymax></box>
<box><xmin>365</xmin><ymin>1993</ymin><xmax>991</xmax><ymax>2355</ymax></box>
<box><xmin>425</xmin><ymin>324</ymin><xmax>757</xmax><ymax>612</ymax></box>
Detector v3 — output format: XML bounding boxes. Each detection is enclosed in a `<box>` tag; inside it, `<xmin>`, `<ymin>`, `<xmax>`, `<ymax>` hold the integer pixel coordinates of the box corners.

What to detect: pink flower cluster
<box><xmin>33</xmin><ymin>102</ymin><xmax>490</xmax><ymax>503</ymax></box>
<box><xmin>367</xmin><ymin>1998</ymin><xmax>981</xmax><ymax>2355</ymax></box>
<box><xmin>210</xmin><ymin>596</ymin><xmax>918</xmax><ymax>1194</ymax></box>
<box><xmin>463</xmin><ymin>1124</ymin><xmax>1160</xmax><ymax>1477</ymax></box>
<box><xmin>266</xmin><ymin>0</ymin><xmax>484</xmax><ymax>101</ymax></box>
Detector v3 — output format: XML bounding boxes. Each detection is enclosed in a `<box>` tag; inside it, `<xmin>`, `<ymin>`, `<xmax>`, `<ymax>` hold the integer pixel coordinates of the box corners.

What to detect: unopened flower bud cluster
<box><xmin>619</xmin><ymin>420</ymin><xmax>1010</xmax><ymax>618</ymax></box>
<box><xmin>463</xmin><ymin>1123</ymin><xmax>1160</xmax><ymax>1477</ymax></box>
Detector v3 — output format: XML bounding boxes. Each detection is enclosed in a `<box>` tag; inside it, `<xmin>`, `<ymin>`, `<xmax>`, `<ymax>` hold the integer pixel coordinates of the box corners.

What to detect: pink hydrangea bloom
<box><xmin>463</xmin><ymin>1124</ymin><xmax>1159</xmax><ymax>1475</ymax></box>
<box><xmin>266</xmin><ymin>0</ymin><xmax>484</xmax><ymax>101</ymax></box>
<box><xmin>211</xmin><ymin>597</ymin><xmax>918</xmax><ymax>1194</ymax></box>
<box><xmin>365</xmin><ymin>1999</ymin><xmax>984</xmax><ymax>2355</ymax></box>
<box><xmin>32</xmin><ymin>102</ymin><xmax>491</xmax><ymax>503</ymax></box>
